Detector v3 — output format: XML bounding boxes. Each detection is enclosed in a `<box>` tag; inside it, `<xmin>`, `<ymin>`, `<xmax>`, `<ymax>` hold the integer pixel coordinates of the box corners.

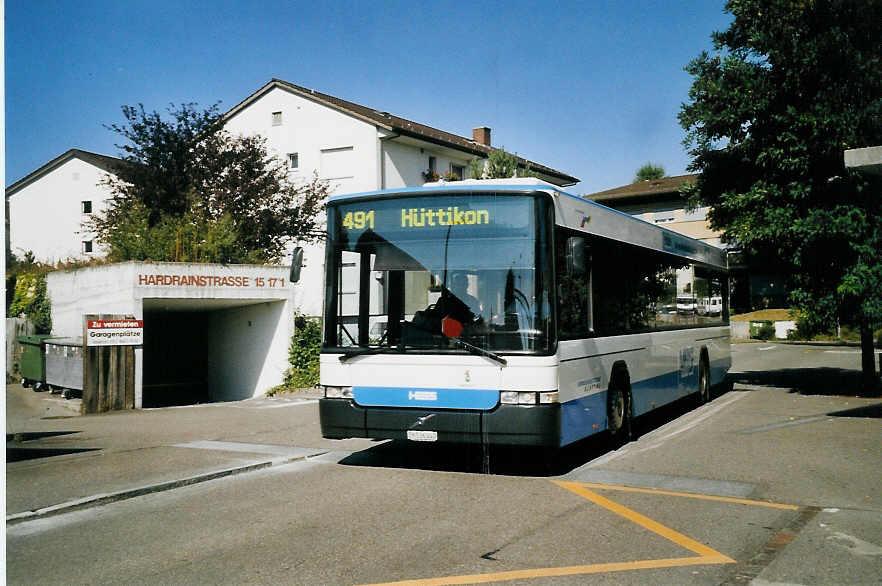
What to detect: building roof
<box><xmin>586</xmin><ymin>174</ymin><xmax>697</xmax><ymax>205</ymax></box>
<box><xmin>6</xmin><ymin>149</ymin><xmax>124</xmax><ymax>196</ymax></box>
<box><xmin>225</xmin><ymin>78</ymin><xmax>579</xmax><ymax>186</ymax></box>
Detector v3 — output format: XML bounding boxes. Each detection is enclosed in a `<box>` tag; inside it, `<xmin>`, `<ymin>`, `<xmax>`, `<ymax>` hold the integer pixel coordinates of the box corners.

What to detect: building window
<box><xmin>449</xmin><ymin>163</ymin><xmax>465</xmax><ymax>180</ymax></box>
<box><xmin>271</xmin><ymin>111</ymin><xmax>283</xmax><ymax>126</ymax></box>
<box><xmin>82</xmin><ymin>240</ymin><xmax>93</xmax><ymax>254</ymax></box>
<box><xmin>81</xmin><ymin>200</ymin><xmax>93</xmax><ymax>214</ymax></box>
<box><xmin>287</xmin><ymin>153</ymin><xmax>299</xmax><ymax>170</ymax></box>
<box><xmin>428</xmin><ymin>156</ymin><xmax>436</xmax><ymax>172</ymax></box>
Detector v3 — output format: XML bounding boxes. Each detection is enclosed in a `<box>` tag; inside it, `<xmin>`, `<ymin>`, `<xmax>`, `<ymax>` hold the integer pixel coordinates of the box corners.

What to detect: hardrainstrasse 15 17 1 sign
<box><xmin>136</xmin><ymin>274</ymin><xmax>287</xmax><ymax>288</ymax></box>
<box><xmin>86</xmin><ymin>319</ymin><xmax>144</xmax><ymax>346</ymax></box>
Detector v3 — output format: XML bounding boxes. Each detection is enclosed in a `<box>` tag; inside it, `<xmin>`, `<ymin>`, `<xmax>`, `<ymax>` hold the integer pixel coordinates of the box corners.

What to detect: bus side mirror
<box><xmin>567</xmin><ymin>237</ymin><xmax>588</xmax><ymax>276</ymax></box>
<box><xmin>289</xmin><ymin>247</ymin><xmax>304</xmax><ymax>283</ymax></box>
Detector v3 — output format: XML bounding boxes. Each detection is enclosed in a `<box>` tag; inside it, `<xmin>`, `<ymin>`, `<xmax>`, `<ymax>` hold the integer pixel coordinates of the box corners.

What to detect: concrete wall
<box><xmin>47</xmin><ymin>263</ymin><xmax>142</xmax><ymax>337</ymax></box>
<box><xmin>206</xmin><ymin>301</ymin><xmax>290</xmax><ymax>401</ymax></box>
<box><xmin>8</xmin><ymin>156</ymin><xmax>112</xmax><ymax>263</ymax></box>
<box><xmin>46</xmin><ymin>262</ymin><xmax>297</xmax><ymax>403</ymax></box>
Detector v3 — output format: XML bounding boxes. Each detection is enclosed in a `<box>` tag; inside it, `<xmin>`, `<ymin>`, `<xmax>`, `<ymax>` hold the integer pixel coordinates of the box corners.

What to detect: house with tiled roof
<box><xmin>225</xmin><ymin>79</ymin><xmax>578</xmax><ymax>189</ymax></box>
<box><xmin>585</xmin><ymin>174</ymin><xmax>722</xmax><ymax>246</ymax></box>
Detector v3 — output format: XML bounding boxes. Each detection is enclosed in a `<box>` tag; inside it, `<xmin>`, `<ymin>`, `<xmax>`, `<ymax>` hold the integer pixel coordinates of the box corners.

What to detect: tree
<box><xmin>679</xmin><ymin>0</ymin><xmax>882</xmax><ymax>394</ymax></box>
<box><xmin>469</xmin><ymin>148</ymin><xmax>537</xmax><ymax>179</ymax></box>
<box><xmin>634</xmin><ymin>162</ymin><xmax>666</xmax><ymax>182</ymax></box>
<box><xmin>90</xmin><ymin>103</ymin><xmax>330</xmax><ymax>264</ymax></box>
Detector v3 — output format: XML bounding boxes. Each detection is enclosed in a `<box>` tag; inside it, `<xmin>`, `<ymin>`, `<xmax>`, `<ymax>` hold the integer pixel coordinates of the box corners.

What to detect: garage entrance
<box><xmin>46</xmin><ymin>262</ymin><xmax>298</xmax><ymax>409</ymax></box>
<box><xmin>142</xmin><ymin>298</ymin><xmax>287</xmax><ymax>407</ymax></box>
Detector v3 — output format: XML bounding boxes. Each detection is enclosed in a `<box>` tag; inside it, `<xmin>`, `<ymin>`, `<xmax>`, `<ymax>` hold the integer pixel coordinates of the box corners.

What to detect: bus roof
<box><xmin>327</xmin><ymin>180</ymin><xmax>727</xmax><ymax>270</ymax></box>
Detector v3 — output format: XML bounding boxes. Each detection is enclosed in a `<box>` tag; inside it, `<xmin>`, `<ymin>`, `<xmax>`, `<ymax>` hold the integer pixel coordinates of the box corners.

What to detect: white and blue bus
<box><xmin>317</xmin><ymin>179</ymin><xmax>729</xmax><ymax>448</ymax></box>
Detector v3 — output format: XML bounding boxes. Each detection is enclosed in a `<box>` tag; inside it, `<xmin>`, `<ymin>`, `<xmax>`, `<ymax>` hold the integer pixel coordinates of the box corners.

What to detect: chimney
<box><xmin>472</xmin><ymin>127</ymin><xmax>491</xmax><ymax>147</ymax></box>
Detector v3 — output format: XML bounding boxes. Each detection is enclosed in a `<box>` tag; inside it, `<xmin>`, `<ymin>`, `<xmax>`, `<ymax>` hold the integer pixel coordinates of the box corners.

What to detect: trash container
<box><xmin>18</xmin><ymin>334</ymin><xmax>52</xmax><ymax>390</ymax></box>
<box><xmin>44</xmin><ymin>338</ymin><xmax>84</xmax><ymax>399</ymax></box>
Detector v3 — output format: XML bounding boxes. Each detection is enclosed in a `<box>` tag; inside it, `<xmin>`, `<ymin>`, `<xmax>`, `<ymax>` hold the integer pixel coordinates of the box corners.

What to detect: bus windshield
<box><xmin>323</xmin><ymin>192</ymin><xmax>553</xmax><ymax>355</ymax></box>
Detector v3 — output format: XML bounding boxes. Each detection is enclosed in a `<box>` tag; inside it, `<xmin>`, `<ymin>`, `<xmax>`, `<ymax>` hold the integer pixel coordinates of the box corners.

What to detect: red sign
<box><xmin>87</xmin><ymin>320</ymin><xmax>144</xmax><ymax>329</ymax></box>
<box><xmin>86</xmin><ymin>319</ymin><xmax>144</xmax><ymax>346</ymax></box>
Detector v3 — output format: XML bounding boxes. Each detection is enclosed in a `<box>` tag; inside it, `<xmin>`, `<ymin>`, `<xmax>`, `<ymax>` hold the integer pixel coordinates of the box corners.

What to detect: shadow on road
<box><xmin>731</xmin><ymin>367</ymin><xmax>868</xmax><ymax>396</ymax></box>
<box><xmin>338</xmin><ymin>390</ymin><xmax>725</xmax><ymax>478</ymax></box>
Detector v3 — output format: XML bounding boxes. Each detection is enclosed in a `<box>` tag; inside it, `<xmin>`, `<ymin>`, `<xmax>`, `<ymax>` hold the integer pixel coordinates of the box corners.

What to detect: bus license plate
<box><xmin>407</xmin><ymin>430</ymin><xmax>438</xmax><ymax>442</ymax></box>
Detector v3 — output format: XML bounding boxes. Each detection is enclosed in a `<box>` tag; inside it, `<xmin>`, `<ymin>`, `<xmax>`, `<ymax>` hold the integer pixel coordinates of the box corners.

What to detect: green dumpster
<box><xmin>18</xmin><ymin>334</ymin><xmax>52</xmax><ymax>390</ymax></box>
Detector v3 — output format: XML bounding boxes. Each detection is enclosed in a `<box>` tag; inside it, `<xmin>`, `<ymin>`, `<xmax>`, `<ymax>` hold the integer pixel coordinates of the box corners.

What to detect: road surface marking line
<box><xmin>360</xmin><ymin>482</ymin><xmax>735</xmax><ymax>586</ymax></box>
<box><xmin>361</xmin><ymin>556</ymin><xmax>727</xmax><ymax>586</ymax></box>
<box><xmin>573</xmin><ymin>482</ymin><xmax>799</xmax><ymax>510</ymax></box>
<box><xmin>555</xmin><ymin>481</ymin><xmax>735</xmax><ymax>560</ymax></box>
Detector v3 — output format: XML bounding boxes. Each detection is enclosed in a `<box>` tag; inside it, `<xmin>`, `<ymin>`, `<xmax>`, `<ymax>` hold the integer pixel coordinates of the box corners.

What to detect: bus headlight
<box><xmin>539</xmin><ymin>392</ymin><xmax>559</xmax><ymax>404</ymax></box>
<box><xmin>324</xmin><ymin>385</ymin><xmax>353</xmax><ymax>399</ymax></box>
<box><xmin>500</xmin><ymin>391</ymin><xmax>559</xmax><ymax>405</ymax></box>
<box><xmin>500</xmin><ymin>391</ymin><xmax>519</xmax><ymax>404</ymax></box>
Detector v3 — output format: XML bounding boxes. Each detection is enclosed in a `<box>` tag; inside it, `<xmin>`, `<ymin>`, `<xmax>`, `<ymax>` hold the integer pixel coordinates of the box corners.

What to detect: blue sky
<box><xmin>5</xmin><ymin>0</ymin><xmax>732</xmax><ymax>194</ymax></box>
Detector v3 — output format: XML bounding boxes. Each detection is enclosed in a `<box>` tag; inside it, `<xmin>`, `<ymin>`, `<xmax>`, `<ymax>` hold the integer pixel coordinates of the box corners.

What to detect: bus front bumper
<box><xmin>319</xmin><ymin>398</ymin><xmax>561</xmax><ymax>447</ymax></box>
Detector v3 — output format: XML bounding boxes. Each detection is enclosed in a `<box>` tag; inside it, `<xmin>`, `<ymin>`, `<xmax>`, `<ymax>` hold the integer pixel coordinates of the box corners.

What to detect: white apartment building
<box><xmin>6</xmin><ymin>149</ymin><xmax>121</xmax><ymax>263</ymax></box>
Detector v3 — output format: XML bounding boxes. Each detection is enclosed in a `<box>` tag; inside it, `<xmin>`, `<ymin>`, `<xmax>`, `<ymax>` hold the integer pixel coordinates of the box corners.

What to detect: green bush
<box><xmin>8</xmin><ymin>273</ymin><xmax>52</xmax><ymax>334</ymax></box>
<box><xmin>750</xmin><ymin>321</ymin><xmax>775</xmax><ymax>340</ymax></box>
<box><xmin>283</xmin><ymin>314</ymin><xmax>322</xmax><ymax>389</ymax></box>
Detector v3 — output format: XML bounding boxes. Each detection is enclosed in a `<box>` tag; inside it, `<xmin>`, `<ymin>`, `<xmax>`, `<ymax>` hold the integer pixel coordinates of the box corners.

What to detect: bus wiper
<box><xmin>448</xmin><ymin>336</ymin><xmax>507</xmax><ymax>366</ymax></box>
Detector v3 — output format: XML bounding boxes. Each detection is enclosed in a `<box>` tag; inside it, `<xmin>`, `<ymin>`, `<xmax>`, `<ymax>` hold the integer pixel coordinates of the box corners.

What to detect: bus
<box><xmin>316</xmin><ymin>179</ymin><xmax>730</xmax><ymax>449</ymax></box>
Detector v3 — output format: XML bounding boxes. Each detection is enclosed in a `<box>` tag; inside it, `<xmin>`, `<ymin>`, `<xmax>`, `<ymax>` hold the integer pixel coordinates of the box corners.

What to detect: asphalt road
<box><xmin>6</xmin><ymin>342</ymin><xmax>881</xmax><ymax>585</ymax></box>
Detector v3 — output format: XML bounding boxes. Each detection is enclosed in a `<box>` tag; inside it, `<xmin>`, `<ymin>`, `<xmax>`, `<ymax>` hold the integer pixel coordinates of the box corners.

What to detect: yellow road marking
<box><xmin>363</xmin><ymin>556</ymin><xmax>729</xmax><ymax>586</ymax></box>
<box><xmin>572</xmin><ymin>482</ymin><xmax>799</xmax><ymax>510</ymax></box>
<box><xmin>361</xmin><ymin>481</ymin><xmax>749</xmax><ymax>585</ymax></box>
<box><xmin>555</xmin><ymin>481</ymin><xmax>735</xmax><ymax>560</ymax></box>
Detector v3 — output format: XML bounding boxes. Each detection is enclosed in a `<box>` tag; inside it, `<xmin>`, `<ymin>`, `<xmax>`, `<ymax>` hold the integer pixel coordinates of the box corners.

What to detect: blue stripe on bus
<box><xmin>560</xmin><ymin>392</ymin><xmax>607</xmax><ymax>446</ymax></box>
<box><xmin>560</xmin><ymin>366</ymin><xmax>705</xmax><ymax>446</ymax></box>
<box><xmin>631</xmin><ymin>370</ymin><xmax>684</xmax><ymax>417</ymax></box>
<box><xmin>353</xmin><ymin>386</ymin><xmax>499</xmax><ymax>410</ymax></box>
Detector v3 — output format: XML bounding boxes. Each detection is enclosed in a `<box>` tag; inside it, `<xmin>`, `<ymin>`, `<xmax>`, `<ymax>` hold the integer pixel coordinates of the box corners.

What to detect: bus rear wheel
<box><xmin>697</xmin><ymin>357</ymin><xmax>710</xmax><ymax>405</ymax></box>
<box><xmin>607</xmin><ymin>376</ymin><xmax>632</xmax><ymax>446</ymax></box>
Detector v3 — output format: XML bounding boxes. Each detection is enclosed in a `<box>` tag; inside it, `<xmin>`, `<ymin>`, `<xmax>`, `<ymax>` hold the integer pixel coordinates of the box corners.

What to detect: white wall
<box><xmin>223</xmin><ymin>86</ymin><xmax>381</xmax><ymax>196</ymax></box>
<box><xmin>383</xmin><ymin>141</ymin><xmax>474</xmax><ymax>188</ymax></box>
<box><xmin>290</xmin><ymin>240</ymin><xmax>326</xmax><ymax>317</ymax></box>
<box><xmin>47</xmin><ymin>263</ymin><xmax>141</xmax><ymax>337</ymax></box>
<box><xmin>383</xmin><ymin>140</ymin><xmax>426</xmax><ymax>188</ymax></box>
<box><xmin>206</xmin><ymin>301</ymin><xmax>290</xmax><ymax>401</ymax></box>
<box><xmin>8</xmin><ymin>157</ymin><xmax>112</xmax><ymax>263</ymax></box>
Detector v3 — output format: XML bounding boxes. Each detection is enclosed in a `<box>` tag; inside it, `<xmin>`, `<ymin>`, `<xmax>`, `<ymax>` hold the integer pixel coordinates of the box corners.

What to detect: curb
<box><xmin>733</xmin><ymin>339</ymin><xmax>880</xmax><ymax>349</ymax></box>
<box><xmin>6</xmin><ymin>451</ymin><xmax>325</xmax><ymax>526</ymax></box>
